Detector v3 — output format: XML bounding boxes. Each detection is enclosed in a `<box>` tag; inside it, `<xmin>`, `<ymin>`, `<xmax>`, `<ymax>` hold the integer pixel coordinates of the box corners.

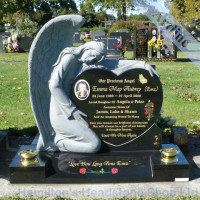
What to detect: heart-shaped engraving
<box><xmin>71</xmin><ymin>68</ymin><xmax>163</xmax><ymax>147</ymax></box>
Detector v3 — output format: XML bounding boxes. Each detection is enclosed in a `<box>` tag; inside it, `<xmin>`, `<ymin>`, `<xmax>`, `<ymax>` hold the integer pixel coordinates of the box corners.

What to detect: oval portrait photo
<box><xmin>74</xmin><ymin>79</ymin><xmax>90</xmax><ymax>100</ymax></box>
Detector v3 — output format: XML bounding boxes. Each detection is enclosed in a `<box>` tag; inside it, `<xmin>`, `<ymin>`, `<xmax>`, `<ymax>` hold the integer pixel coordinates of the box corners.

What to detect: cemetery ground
<box><xmin>0</xmin><ymin>51</ymin><xmax>199</xmax><ymax>135</ymax></box>
<box><xmin>0</xmin><ymin>52</ymin><xmax>200</xmax><ymax>199</ymax></box>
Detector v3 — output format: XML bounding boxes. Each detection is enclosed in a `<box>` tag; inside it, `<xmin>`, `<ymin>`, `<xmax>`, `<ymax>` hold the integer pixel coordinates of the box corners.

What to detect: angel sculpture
<box><xmin>29</xmin><ymin>15</ymin><xmax>106</xmax><ymax>153</ymax></box>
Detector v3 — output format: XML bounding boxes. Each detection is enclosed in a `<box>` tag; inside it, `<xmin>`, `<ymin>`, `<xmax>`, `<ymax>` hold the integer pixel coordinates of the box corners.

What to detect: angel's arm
<box><xmin>49</xmin><ymin>54</ymin><xmax>89</xmax><ymax>127</ymax></box>
<box><xmin>49</xmin><ymin>54</ymin><xmax>76</xmax><ymax>118</ymax></box>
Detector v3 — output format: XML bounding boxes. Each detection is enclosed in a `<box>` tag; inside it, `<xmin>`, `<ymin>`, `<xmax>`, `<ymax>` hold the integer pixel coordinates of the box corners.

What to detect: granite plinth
<box><xmin>9</xmin><ymin>144</ymin><xmax>189</xmax><ymax>183</ymax></box>
<box><xmin>0</xmin><ymin>130</ymin><xmax>8</xmax><ymax>157</ymax></box>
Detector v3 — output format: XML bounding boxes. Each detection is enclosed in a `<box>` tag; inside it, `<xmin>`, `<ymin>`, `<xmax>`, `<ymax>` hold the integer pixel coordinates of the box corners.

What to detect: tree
<box><xmin>34</xmin><ymin>1</ymin><xmax>53</xmax><ymax>26</ymax></box>
<box><xmin>49</xmin><ymin>0</ymin><xmax>78</xmax><ymax>17</ymax></box>
<box><xmin>170</xmin><ymin>0</ymin><xmax>200</xmax><ymax>25</ymax></box>
<box><xmin>81</xmin><ymin>0</ymin><xmax>134</xmax><ymax>21</ymax></box>
<box><xmin>79</xmin><ymin>2</ymin><xmax>95</xmax><ymax>15</ymax></box>
<box><xmin>0</xmin><ymin>0</ymin><xmax>78</xmax><ymax>28</ymax></box>
<box><xmin>128</xmin><ymin>13</ymin><xmax>150</xmax><ymax>21</ymax></box>
<box><xmin>96</xmin><ymin>11</ymin><xmax>108</xmax><ymax>21</ymax></box>
<box><xmin>82</xmin><ymin>13</ymin><xmax>101</xmax><ymax>28</ymax></box>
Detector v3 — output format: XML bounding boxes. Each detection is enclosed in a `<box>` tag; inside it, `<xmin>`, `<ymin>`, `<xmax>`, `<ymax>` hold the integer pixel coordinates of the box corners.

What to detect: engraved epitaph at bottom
<box><xmin>9</xmin><ymin>144</ymin><xmax>189</xmax><ymax>183</ymax></box>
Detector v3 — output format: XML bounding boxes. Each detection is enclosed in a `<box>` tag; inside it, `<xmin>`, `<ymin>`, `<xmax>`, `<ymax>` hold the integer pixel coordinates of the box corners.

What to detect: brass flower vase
<box><xmin>160</xmin><ymin>148</ymin><xmax>179</xmax><ymax>164</ymax></box>
<box><xmin>18</xmin><ymin>149</ymin><xmax>38</xmax><ymax>167</ymax></box>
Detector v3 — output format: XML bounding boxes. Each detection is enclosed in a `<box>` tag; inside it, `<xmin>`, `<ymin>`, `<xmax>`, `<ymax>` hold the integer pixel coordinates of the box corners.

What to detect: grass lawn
<box><xmin>150</xmin><ymin>54</ymin><xmax>200</xmax><ymax>128</ymax></box>
<box><xmin>0</xmin><ymin>61</ymin><xmax>37</xmax><ymax>135</ymax></box>
<box><xmin>0</xmin><ymin>51</ymin><xmax>199</xmax><ymax>135</ymax></box>
<box><xmin>0</xmin><ymin>52</ymin><xmax>29</xmax><ymax>62</ymax></box>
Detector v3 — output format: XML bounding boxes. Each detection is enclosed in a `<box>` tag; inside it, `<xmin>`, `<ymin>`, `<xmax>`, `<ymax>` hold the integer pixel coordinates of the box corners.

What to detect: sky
<box><xmin>74</xmin><ymin>0</ymin><xmax>167</xmax><ymax>17</ymax></box>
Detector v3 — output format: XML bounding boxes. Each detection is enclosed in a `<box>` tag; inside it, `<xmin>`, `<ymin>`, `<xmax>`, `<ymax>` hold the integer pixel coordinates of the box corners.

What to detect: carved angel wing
<box><xmin>29</xmin><ymin>15</ymin><xmax>85</xmax><ymax>152</ymax></box>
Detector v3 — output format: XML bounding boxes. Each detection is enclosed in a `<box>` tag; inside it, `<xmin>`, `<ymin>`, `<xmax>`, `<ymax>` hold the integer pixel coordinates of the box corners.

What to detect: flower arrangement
<box><xmin>147</xmin><ymin>38</ymin><xmax>163</xmax><ymax>49</ymax></box>
<box><xmin>3</xmin><ymin>34</ymin><xmax>20</xmax><ymax>53</ymax></box>
<box><xmin>85</xmin><ymin>33</ymin><xmax>91</xmax><ymax>39</ymax></box>
<box><xmin>112</xmin><ymin>39</ymin><xmax>131</xmax><ymax>57</ymax></box>
<box><xmin>80</xmin><ymin>35</ymin><xmax>86</xmax><ymax>43</ymax></box>
<box><xmin>11</xmin><ymin>42</ymin><xmax>20</xmax><ymax>52</ymax></box>
<box><xmin>155</xmin><ymin>115</ymin><xmax>176</xmax><ymax>136</ymax></box>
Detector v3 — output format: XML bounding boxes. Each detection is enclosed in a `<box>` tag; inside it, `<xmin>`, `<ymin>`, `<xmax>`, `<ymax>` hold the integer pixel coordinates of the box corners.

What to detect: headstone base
<box><xmin>9</xmin><ymin>144</ymin><xmax>189</xmax><ymax>183</ymax></box>
<box><xmin>172</xmin><ymin>126</ymin><xmax>188</xmax><ymax>146</ymax></box>
<box><xmin>0</xmin><ymin>129</ymin><xmax>8</xmax><ymax>157</ymax></box>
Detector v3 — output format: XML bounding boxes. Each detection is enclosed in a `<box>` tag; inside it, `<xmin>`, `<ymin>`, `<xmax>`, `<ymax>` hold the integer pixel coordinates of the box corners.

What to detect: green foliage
<box><xmin>108</xmin><ymin>20</ymin><xmax>147</xmax><ymax>35</ymax></box>
<box><xmin>187</xmin><ymin>121</ymin><xmax>200</xmax><ymax>135</ymax></box>
<box><xmin>82</xmin><ymin>13</ymin><xmax>101</xmax><ymax>28</ymax></box>
<box><xmin>170</xmin><ymin>0</ymin><xmax>200</xmax><ymax>25</ymax></box>
<box><xmin>128</xmin><ymin>14</ymin><xmax>150</xmax><ymax>21</ymax></box>
<box><xmin>49</xmin><ymin>0</ymin><xmax>78</xmax><ymax>17</ymax></box>
<box><xmin>81</xmin><ymin>0</ymin><xmax>134</xmax><ymax>20</ymax></box>
<box><xmin>33</xmin><ymin>1</ymin><xmax>53</xmax><ymax>26</ymax></box>
<box><xmin>0</xmin><ymin>0</ymin><xmax>78</xmax><ymax>28</ymax></box>
<box><xmin>79</xmin><ymin>26</ymin><xmax>107</xmax><ymax>32</ymax></box>
<box><xmin>16</xmin><ymin>19</ymin><xmax>38</xmax><ymax>37</ymax></box>
<box><xmin>156</xmin><ymin>115</ymin><xmax>176</xmax><ymax>134</ymax></box>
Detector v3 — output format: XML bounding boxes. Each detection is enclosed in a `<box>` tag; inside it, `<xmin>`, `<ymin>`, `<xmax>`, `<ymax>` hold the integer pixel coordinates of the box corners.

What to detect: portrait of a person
<box><xmin>75</xmin><ymin>80</ymin><xmax>90</xmax><ymax>100</ymax></box>
<box><xmin>48</xmin><ymin>41</ymin><xmax>106</xmax><ymax>153</ymax></box>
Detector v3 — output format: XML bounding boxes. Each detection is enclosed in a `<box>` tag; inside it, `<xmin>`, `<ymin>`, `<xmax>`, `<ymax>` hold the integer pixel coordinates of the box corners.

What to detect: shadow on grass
<box><xmin>176</xmin><ymin>57</ymin><xmax>200</xmax><ymax>62</ymax></box>
<box><xmin>176</xmin><ymin>58</ymin><xmax>192</xmax><ymax>62</ymax></box>
<box><xmin>9</xmin><ymin>126</ymin><xmax>38</xmax><ymax>136</ymax></box>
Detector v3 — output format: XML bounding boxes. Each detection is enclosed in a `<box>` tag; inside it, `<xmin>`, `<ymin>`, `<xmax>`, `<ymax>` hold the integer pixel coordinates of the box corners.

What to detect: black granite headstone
<box><xmin>134</xmin><ymin>28</ymin><xmax>148</xmax><ymax>59</ymax></box>
<box><xmin>72</xmin><ymin>68</ymin><xmax>163</xmax><ymax>151</ymax></box>
<box><xmin>9</xmin><ymin>144</ymin><xmax>189</xmax><ymax>183</ymax></box>
<box><xmin>18</xmin><ymin>36</ymin><xmax>34</xmax><ymax>52</ymax></box>
<box><xmin>95</xmin><ymin>36</ymin><xmax>121</xmax><ymax>57</ymax></box>
<box><xmin>9</xmin><ymin>65</ymin><xmax>189</xmax><ymax>184</ymax></box>
<box><xmin>110</xmin><ymin>32</ymin><xmax>131</xmax><ymax>48</ymax></box>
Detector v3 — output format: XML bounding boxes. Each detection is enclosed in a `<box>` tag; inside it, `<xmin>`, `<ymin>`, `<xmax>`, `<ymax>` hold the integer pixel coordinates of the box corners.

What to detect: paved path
<box><xmin>1</xmin><ymin>132</ymin><xmax>200</xmax><ymax>199</ymax></box>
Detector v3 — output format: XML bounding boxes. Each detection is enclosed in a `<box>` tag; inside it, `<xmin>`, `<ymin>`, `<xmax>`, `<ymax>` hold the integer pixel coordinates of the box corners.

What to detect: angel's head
<box><xmin>53</xmin><ymin>41</ymin><xmax>106</xmax><ymax>67</ymax></box>
<box><xmin>79</xmin><ymin>41</ymin><xmax>106</xmax><ymax>64</ymax></box>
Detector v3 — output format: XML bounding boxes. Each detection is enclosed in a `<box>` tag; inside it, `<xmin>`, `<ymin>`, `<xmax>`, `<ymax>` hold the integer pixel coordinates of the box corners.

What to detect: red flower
<box><xmin>111</xmin><ymin>168</ymin><xmax>118</xmax><ymax>174</ymax></box>
<box><xmin>151</xmin><ymin>108</ymin><xmax>154</xmax><ymax>111</ymax></box>
<box><xmin>145</xmin><ymin>112</ymin><xmax>148</xmax><ymax>115</ymax></box>
<box><xmin>151</xmin><ymin>102</ymin><xmax>154</xmax><ymax>106</ymax></box>
<box><xmin>79</xmin><ymin>168</ymin><xmax>86</xmax><ymax>174</ymax></box>
<box><xmin>117</xmin><ymin>44</ymin><xmax>122</xmax><ymax>50</ymax></box>
<box><xmin>148</xmin><ymin>114</ymin><xmax>151</xmax><ymax>117</ymax></box>
<box><xmin>112</xmin><ymin>43</ymin><xmax>116</xmax><ymax>48</ymax></box>
<box><xmin>144</xmin><ymin>108</ymin><xmax>147</xmax><ymax>111</ymax></box>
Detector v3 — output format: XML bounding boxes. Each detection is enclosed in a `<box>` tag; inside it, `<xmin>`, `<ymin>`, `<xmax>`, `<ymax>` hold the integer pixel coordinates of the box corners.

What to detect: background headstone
<box><xmin>92</xmin><ymin>30</ymin><xmax>105</xmax><ymax>41</ymax></box>
<box><xmin>110</xmin><ymin>32</ymin><xmax>131</xmax><ymax>49</ymax></box>
<box><xmin>95</xmin><ymin>36</ymin><xmax>121</xmax><ymax>57</ymax></box>
<box><xmin>73</xmin><ymin>32</ymin><xmax>81</xmax><ymax>43</ymax></box>
<box><xmin>134</xmin><ymin>28</ymin><xmax>148</xmax><ymax>59</ymax></box>
<box><xmin>18</xmin><ymin>36</ymin><xmax>34</xmax><ymax>52</ymax></box>
<box><xmin>160</xmin><ymin>30</ymin><xmax>177</xmax><ymax>59</ymax></box>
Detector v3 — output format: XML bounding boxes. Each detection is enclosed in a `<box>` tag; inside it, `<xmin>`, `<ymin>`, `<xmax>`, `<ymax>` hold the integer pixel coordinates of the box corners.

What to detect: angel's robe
<box><xmin>49</xmin><ymin>53</ymin><xmax>101</xmax><ymax>153</ymax></box>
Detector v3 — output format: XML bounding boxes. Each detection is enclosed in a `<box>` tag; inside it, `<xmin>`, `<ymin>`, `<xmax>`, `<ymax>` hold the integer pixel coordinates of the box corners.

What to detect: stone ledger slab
<box><xmin>9</xmin><ymin>144</ymin><xmax>189</xmax><ymax>183</ymax></box>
